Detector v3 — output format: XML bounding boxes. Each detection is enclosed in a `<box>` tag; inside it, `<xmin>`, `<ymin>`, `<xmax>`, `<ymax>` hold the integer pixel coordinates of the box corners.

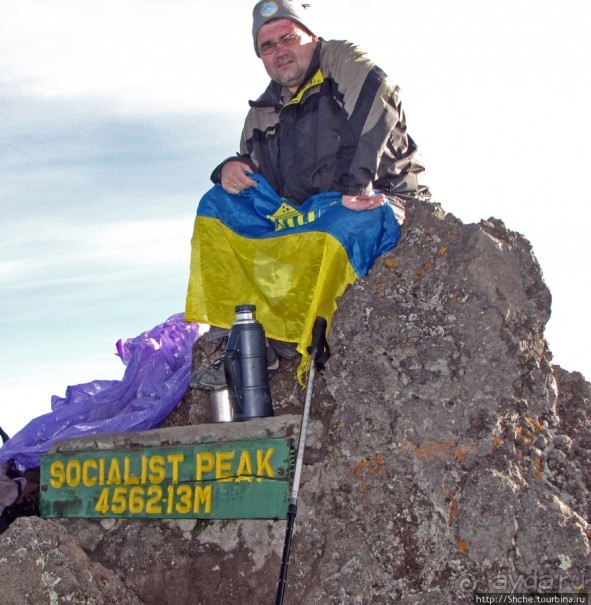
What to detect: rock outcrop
<box><xmin>1</xmin><ymin>200</ymin><xmax>589</xmax><ymax>604</ymax></box>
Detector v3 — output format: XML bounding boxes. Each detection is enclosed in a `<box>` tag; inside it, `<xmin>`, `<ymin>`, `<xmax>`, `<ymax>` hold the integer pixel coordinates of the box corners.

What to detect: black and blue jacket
<box><xmin>213</xmin><ymin>39</ymin><xmax>430</xmax><ymax>206</ymax></box>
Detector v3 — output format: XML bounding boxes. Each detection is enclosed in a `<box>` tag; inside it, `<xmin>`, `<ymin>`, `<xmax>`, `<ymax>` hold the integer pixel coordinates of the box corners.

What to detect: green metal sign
<box><xmin>40</xmin><ymin>438</ymin><xmax>294</xmax><ymax>520</ymax></box>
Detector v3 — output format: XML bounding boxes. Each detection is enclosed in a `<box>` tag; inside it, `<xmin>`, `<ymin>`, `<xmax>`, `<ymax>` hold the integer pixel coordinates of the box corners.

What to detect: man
<box><xmin>216</xmin><ymin>1</ymin><xmax>429</xmax><ymax>212</ymax></box>
<box><xmin>186</xmin><ymin>0</ymin><xmax>430</xmax><ymax>389</ymax></box>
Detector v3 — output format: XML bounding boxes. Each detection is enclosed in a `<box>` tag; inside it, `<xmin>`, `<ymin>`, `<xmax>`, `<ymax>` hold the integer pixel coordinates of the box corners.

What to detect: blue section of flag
<box><xmin>196</xmin><ymin>174</ymin><xmax>400</xmax><ymax>277</ymax></box>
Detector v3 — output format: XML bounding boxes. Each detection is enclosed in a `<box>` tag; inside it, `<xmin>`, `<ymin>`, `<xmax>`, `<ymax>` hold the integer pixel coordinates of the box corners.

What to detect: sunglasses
<box><xmin>258</xmin><ymin>31</ymin><xmax>301</xmax><ymax>56</ymax></box>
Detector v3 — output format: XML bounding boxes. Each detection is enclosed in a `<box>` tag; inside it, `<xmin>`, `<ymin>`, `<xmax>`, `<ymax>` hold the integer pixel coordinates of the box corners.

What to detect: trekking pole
<box><xmin>275</xmin><ymin>316</ymin><xmax>330</xmax><ymax>605</ymax></box>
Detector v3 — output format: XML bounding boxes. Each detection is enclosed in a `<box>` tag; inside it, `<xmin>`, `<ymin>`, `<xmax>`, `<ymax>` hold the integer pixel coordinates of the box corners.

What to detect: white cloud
<box><xmin>1</xmin><ymin>215</ymin><xmax>192</xmax><ymax>292</ymax></box>
<box><xmin>95</xmin><ymin>217</ymin><xmax>193</xmax><ymax>265</ymax></box>
<box><xmin>0</xmin><ymin>356</ymin><xmax>125</xmax><ymax>436</ymax></box>
<box><xmin>0</xmin><ymin>0</ymin><xmax>265</xmax><ymax>113</ymax></box>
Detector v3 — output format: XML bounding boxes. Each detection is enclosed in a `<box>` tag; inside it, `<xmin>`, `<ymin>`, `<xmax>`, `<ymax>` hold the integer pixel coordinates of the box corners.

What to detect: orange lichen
<box><xmin>516</xmin><ymin>415</ymin><xmax>545</xmax><ymax>444</ymax></box>
<box><xmin>413</xmin><ymin>261</ymin><xmax>433</xmax><ymax>282</ymax></box>
<box><xmin>449</xmin><ymin>499</ymin><xmax>458</xmax><ymax>525</ymax></box>
<box><xmin>350</xmin><ymin>455</ymin><xmax>387</xmax><ymax>490</ymax></box>
<box><xmin>525</xmin><ymin>415</ymin><xmax>544</xmax><ymax>432</ymax></box>
<box><xmin>413</xmin><ymin>439</ymin><xmax>455</xmax><ymax>462</ymax></box>
<box><xmin>385</xmin><ymin>259</ymin><xmax>398</xmax><ymax>269</ymax></box>
<box><xmin>458</xmin><ymin>540</ymin><xmax>469</xmax><ymax>552</ymax></box>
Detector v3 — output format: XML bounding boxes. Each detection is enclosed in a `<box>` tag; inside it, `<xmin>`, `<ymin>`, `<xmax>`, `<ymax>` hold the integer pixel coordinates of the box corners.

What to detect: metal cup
<box><xmin>210</xmin><ymin>389</ymin><xmax>234</xmax><ymax>423</ymax></box>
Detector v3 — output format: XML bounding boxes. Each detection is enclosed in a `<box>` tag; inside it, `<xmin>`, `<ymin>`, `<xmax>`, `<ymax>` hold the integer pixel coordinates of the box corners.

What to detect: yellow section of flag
<box><xmin>185</xmin><ymin>215</ymin><xmax>357</xmax><ymax>381</ymax></box>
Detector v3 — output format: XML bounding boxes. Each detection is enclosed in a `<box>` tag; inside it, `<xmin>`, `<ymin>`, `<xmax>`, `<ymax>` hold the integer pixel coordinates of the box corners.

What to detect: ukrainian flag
<box><xmin>185</xmin><ymin>175</ymin><xmax>400</xmax><ymax>379</ymax></box>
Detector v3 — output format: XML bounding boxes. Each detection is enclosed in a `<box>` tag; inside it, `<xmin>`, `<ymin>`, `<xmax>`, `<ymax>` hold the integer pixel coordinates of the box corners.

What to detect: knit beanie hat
<box><xmin>252</xmin><ymin>1</ymin><xmax>315</xmax><ymax>56</ymax></box>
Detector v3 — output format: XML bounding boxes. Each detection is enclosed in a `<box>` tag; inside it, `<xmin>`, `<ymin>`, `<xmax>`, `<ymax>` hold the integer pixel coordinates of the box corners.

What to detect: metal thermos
<box><xmin>223</xmin><ymin>304</ymin><xmax>274</xmax><ymax>421</ymax></box>
<box><xmin>210</xmin><ymin>389</ymin><xmax>234</xmax><ymax>423</ymax></box>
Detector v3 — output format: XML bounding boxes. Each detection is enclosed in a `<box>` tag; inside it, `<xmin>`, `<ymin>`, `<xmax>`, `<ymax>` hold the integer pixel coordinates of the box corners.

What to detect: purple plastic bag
<box><xmin>0</xmin><ymin>314</ymin><xmax>203</xmax><ymax>472</ymax></box>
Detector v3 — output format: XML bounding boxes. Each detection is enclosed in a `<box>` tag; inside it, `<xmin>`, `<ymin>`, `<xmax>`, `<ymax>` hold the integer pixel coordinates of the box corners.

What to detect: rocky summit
<box><xmin>1</xmin><ymin>199</ymin><xmax>589</xmax><ymax>604</ymax></box>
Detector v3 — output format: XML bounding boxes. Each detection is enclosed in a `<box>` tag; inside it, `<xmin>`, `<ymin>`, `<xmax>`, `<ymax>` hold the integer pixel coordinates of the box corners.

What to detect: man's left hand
<box><xmin>342</xmin><ymin>193</ymin><xmax>387</xmax><ymax>211</ymax></box>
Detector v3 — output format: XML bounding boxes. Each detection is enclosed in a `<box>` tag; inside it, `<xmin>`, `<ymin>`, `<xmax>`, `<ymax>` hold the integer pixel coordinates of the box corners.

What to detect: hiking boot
<box><xmin>189</xmin><ymin>356</ymin><xmax>227</xmax><ymax>391</ymax></box>
<box><xmin>189</xmin><ymin>345</ymin><xmax>279</xmax><ymax>391</ymax></box>
<box><xmin>266</xmin><ymin>344</ymin><xmax>280</xmax><ymax>372</ymax></box>
<box><xmin>268</xmin><ymin>338</ymin><xmax>300</xmax><ymax>361</ymax></box>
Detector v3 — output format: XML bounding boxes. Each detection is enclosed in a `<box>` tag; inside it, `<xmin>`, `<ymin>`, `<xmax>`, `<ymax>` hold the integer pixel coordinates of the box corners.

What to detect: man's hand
<box><xmin>221</xmin><ymin>161</ymin><xmax>258</xmax><ymax>194</ymax></box>
<box><xmin>342</xmin><ymin>193</ymin><xmax>387</xmax><ymax>211</ymax></box>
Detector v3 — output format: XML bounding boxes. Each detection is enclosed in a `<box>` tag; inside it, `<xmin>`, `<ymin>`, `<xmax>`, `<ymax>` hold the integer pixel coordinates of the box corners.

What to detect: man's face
<box><xmin>257</xmin><ymin>18</ymin><xmax>318</xmax><ymax>92</ymax></box>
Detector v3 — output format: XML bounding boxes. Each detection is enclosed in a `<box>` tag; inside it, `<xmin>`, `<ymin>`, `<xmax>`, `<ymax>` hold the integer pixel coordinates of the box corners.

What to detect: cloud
<box><xmin>0</xmin><ymin>0</ymin><xmax>265</xmax><ymax>113</ymax></box>
<box><xmin>2</xmin><ymin>215</ymin><xmax>192</xmax><ymax>287</ymax></box>
<box><xmin>0</xmin><ymin>94</ymin><xmax>216</xmax><ymax>319</ymax></box>
<box><xmin>0</xmin><ymin>356</ymin><xmax>127</xmax><ymax>436</ymax></box>
<box><xmin>0</xmin><ymin>84</ymin><xmax>219</xmax><ymax>433</ymax></box>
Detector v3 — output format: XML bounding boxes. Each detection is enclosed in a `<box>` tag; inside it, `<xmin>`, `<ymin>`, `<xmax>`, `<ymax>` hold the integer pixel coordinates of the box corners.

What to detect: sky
<box><xmin>1</xmin><ymin>0</ymin><xmax>590</xmax><ymax>436</ymax></box>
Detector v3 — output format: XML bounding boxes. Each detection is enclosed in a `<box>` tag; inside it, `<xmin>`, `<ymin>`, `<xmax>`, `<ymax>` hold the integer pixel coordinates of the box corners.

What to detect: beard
<box><xmin>266</xmin><ymin>51</ymin><xmax>309</xmax><ymax>91</ymax></box>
